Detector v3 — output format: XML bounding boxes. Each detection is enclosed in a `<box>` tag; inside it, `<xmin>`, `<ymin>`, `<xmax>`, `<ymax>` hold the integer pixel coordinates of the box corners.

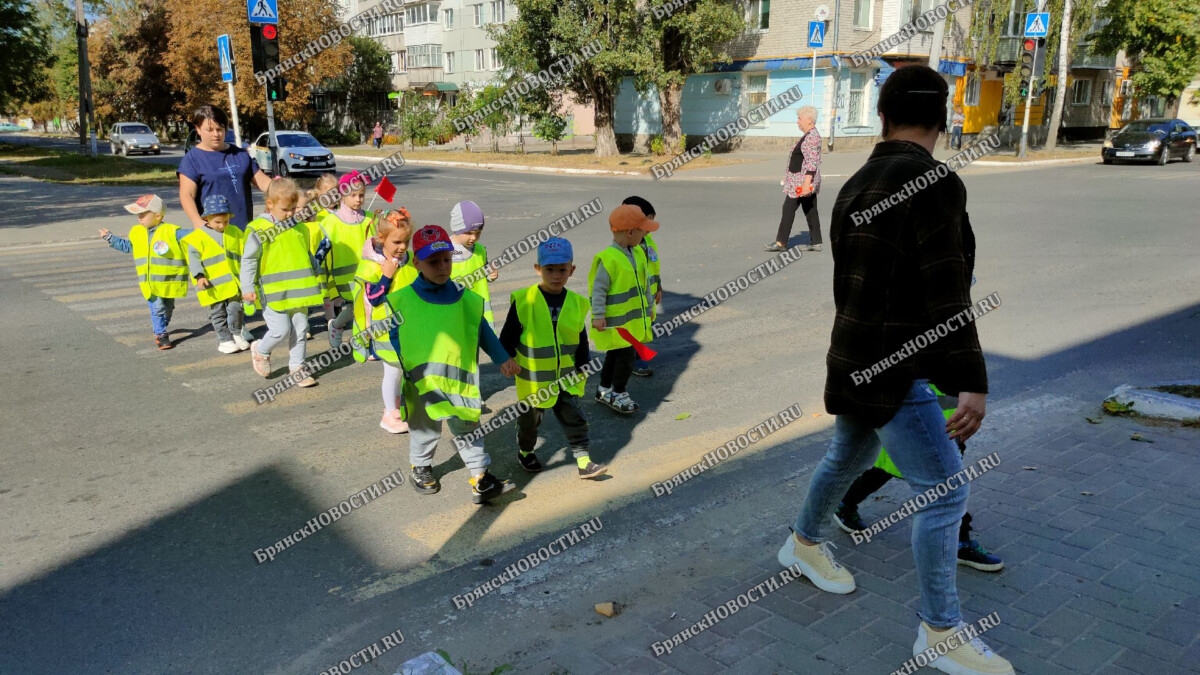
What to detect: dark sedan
<box><xmin>1103</xmin><ymin>118</ymin><xmax>1196</xmax><ymax>165</ymax></box>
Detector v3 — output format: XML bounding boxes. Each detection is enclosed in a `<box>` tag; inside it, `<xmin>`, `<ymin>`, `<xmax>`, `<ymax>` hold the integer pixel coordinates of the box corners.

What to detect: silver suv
<box><xmin>109</xmin><ymin>123</ymin><xmax>161</xmax><ymax>156</ymax></box>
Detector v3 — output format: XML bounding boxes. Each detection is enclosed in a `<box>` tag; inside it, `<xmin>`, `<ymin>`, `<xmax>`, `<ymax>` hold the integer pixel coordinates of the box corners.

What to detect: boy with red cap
<box><xmin>588</xmin><ymin>204</ymin><xmax>660</xmax><ymax>414</ymax></box>
<box><xmin>386</xmin><ymin>225</ymin><xmax>519</xmax><ymax>504</ymax></box>
<box><xmin>99</xmin><ymin>194</ymin><xmax>188</xmax><ymax>350</ymax></box>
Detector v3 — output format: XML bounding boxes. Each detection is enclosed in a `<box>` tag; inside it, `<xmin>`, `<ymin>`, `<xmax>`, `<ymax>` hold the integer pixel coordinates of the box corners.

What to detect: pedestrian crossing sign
<box><xmin>248</xmin><ymin>0</ymin><xmax>278</xmax><ymax>24</ymax></box>
<box><xmin>1024</xmin><ymin>12</ymin><xmax>1049</xmax><ymax>38</ymax></box>
<box><xmin>808</xmin><ymin>21</ymin><xmax>825</xmax><ymax>48</ymax></box>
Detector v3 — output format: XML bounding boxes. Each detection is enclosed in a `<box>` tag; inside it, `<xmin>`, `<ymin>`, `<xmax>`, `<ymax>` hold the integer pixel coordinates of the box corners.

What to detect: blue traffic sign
<box><xmin>1024</xmin><ymin>12</ymin><xmax>1049</xmax><ymax>38</ymax></box>
<box><xmin>248</xmin><ymin>0</ymin><xmax>278</xmax><ymax>25</ymax></box>
<box><xmin>217</xmin><ymin>34</ymin><xmax>235</xmax><ymax>83</ymax></box>
<box><xmin>807</xmin><ymin>21</ymin><xmax>825</xmax><ymax>48</ymax></box>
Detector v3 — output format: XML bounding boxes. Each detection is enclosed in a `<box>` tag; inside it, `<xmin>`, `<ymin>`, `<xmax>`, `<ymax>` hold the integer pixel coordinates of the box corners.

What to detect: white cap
<box><xmin>124</xmin><ymin>194</ymin><xmax>165</xmax><ymax>215</ymax></box>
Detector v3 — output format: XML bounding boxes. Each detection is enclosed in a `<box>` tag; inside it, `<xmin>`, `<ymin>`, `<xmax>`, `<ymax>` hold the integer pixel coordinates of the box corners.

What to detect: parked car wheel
<box><xmin>1156</xmin><ymin>146</ymin><xmax>1169</xmax><ymax>165</ymax></box>
<box><xmin>110</xmin><ymin>142</ymin><xmax>117</xmax><ymax>155</ymax></box>
<box><xmin>1184</xmin><ymin>144</ymin><xmax>1195</xmax><ymax>163</ymax></box>
<box><xmin>154</xmin><ymin>149</ymin><xmax>161</xmax><ymax>155</ymax></box>
<box><xmin>1102</xmin><ymin>156</ymin><xmax>1113</xmax><ymax>165</ymax></box>
<box><xmin>121</xmin><ymin>143</ymin><xmax>129</xmax><ymax>157</ymax></box>
<box><xmin>277</xmin><ymin>160</ymin><xmax>289</xmax><ymax>177</ymax></box>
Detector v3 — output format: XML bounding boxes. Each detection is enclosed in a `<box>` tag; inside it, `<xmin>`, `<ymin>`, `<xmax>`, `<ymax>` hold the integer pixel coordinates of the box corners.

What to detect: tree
<box><xmin>328</xmin><ymin>36</ymin><xmax>393</xmax><ymax>136</ymax></box>
<box><xmin>397</xmin><ymin>95</ymin><xmax>437</xmax><ymax>150</ymax></box>
<box><xmin>163</xmin><ymin>0</ymin><xmax>352</xmax><ymax>125</ymax></box>
<box><xmin>1044</xmin><ymin>0</ymin><xmax>1073</xmax><ymax>151</ymax></box>
<box><xmin>88</xmin><ymin>0</ymin><xmax>179</xmax><ymax>135</ymax></box>
<box><xmin>1094</xmin><ymin>0</ymin><xmax>1200</xmax><ymax>116</ymax></box>
<box><xmin>641</xmin><ymin>0</ymin><xmax>743</xmax><ymax>155</ymax></box>
<box><xmin>447</xmin><ymin>89</ymin><xmax>483</xmax><ymax>152</ymax></box>
<box><xmin>491</xmin><ymin>0</ymin><xmax>649</xmax><ymax>157</ymax></box>
<box><xmin>0</xmin><ymin>0</ymin><xmax>54</xmax><ymax>111</ymax></box>
<box><xmin>531</xmin><ymin>112</ymin><xmax>569</xmax><ymax>154</ymax></box>
<box><xmin>475</xmin><ymin>84</ymin><xmax>518</xmax><ymax>152</ymax></box>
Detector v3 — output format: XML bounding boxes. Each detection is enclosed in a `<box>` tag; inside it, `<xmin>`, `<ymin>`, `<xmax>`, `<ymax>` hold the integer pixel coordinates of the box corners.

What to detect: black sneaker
<box><xmin>517</xmin><ymin>451</ymin><xmax>543</xmax><ymax>473</ymax></box>
<box><xmin>833</xmin><ymin>503</ymin><xmax>868</xmax><ymax>534</ymax></box>
<box><xmin>578</xmin><ymin>461</ymin><xmax>608</xmax><ymax>480</ymax></box>
<box><xmin>411</xmin><ymin>465</ymin><xmax>440</xmax><ymax>495</ymax></box>
<box><xmin>469</xmin><ymin>471</ymin><xmax>513</xmax><ymax>504</ymax></box>
<box><xmin>958</xmin><ymin>540</ymin><xmax>1005</xmax><ymax>572</ymax></box>
<box><xmin>632</xmin><ymin>366</ymin><xmax>654</xmax><ymax>377</ymax></box>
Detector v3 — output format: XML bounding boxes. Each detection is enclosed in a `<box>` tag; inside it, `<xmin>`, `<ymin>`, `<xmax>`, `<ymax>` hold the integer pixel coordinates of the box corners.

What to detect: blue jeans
<box><xmin>148</xmin><ymin>297</ymin><xmax>176</xmax><ymax>336</ymax></box>
<box><xmin>793</xmin><ymin>379</ymin><xmax>967</xmax><ymax>628</ymax></box>
<box><xmin>951</xmin><ymin>126</ymin><xmax>963</xmax><ymax>150</ymax></box>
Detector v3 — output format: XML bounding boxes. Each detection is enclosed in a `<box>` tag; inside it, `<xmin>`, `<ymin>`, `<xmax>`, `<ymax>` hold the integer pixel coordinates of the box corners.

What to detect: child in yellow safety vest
<box><xmin>99</xmin><ymin>194</ymin><xmax>187</xmax><ymax>351</ymax></box>
<box><xmin>386</xmin><ymin>225</ymin><xmax>518</xmax><ymax>505</ymax></box>
<box><xmin>240</xmin><ymin>178</ymin><xmax>331</xmax><ymax>388</ymax></box>
<box><xmin>498</xmin><ymin>237</ymin><xmax>607</xmax><ymax>479</ymax></box>
<box><xmin>588</xmin><ymin>204</ymin><xmax>660</xmax><ymax>414</ymax></box>
<box><xmin>182</xmin><ymin>194</ymin><xmax>250</xmax><ymax>354</ymax></box>
<box><xmin>448</xmin><ymin>200</ymin><xmax>497</xmax><ymax>330</ymax></box>
<box><xmin>306</xmin><ymin>173</ymin><xmax>341</xmax><ymax>335</ymax></box>
<box><xmin>322</xmin><ymin>171</ymin><xmax>376</xmax><ymax>350</ymax></box>
<box><xmin>622</xmin><ymin>196</ymin><xmax>663</xmax><ymax>378</ymax></box>
<box><xmin>353</xmin><ymin>208</ymin><xmax>418</xmax><ymax>434</ymax></box>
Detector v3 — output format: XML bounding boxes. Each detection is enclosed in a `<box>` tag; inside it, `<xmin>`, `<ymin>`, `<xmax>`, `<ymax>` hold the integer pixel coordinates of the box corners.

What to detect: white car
<box><xmin>251</xmin><ymin>131</ymin><xmax>336</xmax><ymax>177</ymax></box>
<box><xmin>109</xmin><ymin>122</ymin><xmax>160</xmax><ymax>156</ymax></box>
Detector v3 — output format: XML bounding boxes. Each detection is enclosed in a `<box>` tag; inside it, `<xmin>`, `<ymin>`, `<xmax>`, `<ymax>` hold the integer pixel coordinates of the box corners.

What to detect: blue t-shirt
<box><xmin>177</xmin><ymin>145</ymin><xmax>261</xmax><ymax>230</ymax></box>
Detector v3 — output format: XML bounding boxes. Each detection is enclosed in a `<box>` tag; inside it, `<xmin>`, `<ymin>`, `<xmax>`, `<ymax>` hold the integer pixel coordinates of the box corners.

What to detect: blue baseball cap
<box><xmin>201</xmin><ymin>194</ymin><xmax>231</xmax><ymax>218</ymax></box>
<box><xmin>538</xmin><ymin>237</ymin><xmax>574</xmax><ymax>266</ymax></box>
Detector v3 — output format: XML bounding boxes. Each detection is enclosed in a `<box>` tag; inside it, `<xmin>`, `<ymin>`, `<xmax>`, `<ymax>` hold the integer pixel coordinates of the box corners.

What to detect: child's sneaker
<box><xmin>232</xmin><ymin>333</ymin><xmax>251</xmax><ymax>351</ymax></box>
<box><xmin>834</xmin><ymin>503</ymin><xmax>869</xmax><ymax>534</ymax></box>
<box><xmin>328</xmin><ymin>325</ymin><xmax>344</xmax><ymax>349</ymax></box>
<box><xmin>958</xmin><ymin>540</ymin><xmax>1004</xmax><ymax>572</ymax></box>
<box><xmin>517</xmin><ymin>450</ymin><xmax>543</xmax><ymax>473</ymax></box>
<box><xmin>577</xmin><ymin>457</ymin><xmax>608</xmax><ymax>479</ymax></box>
<box><xmin>595</xmin><ymin>385</ymin><xmax>612</xmax><ymax>402</ymax></box>
<box><xmin>469</xmin><ymin>471</ymin><xmax>514</xmax><ymax>504</ymax></box>
<box><xmin>250</xmin><ymin>340</ymin><xmax>271</xmax><ymax>377</ymax></box>
<box><xmin>155</xmin><ymin>333</ymin><xmax>173</xmax><ymax>350</ymax></box>
<box><xmin>290</xmin><ymin>366</ymin><xmax>317</xmax><ymax>388</ymax></box>
<box><xmin>632</xmin><ymin>366</ymin><xmax>654</xmax><ymax>377</ymax></box>
<box><xmin>914</xmin><ymin>621</ymin><xmax>1014</xmax><ymax>675</ymax></box>
<box><xmin>411</xmin><ymin>465</ymin><xmax>440</xmax><ymax>495</ymax></box>
<box><xmin>599</xmin><ymin>390</ymin><xmax>639</xmax><ymax>414</ymax></box>
<box><xmin>777</xmin><ymin>528</ymin><xmax>856</xmax><ymax>594</ymax></box>
<box><xmin>380</xmin><ymin>410</ymin><xmax>409</xmax><ymax>434</ymax></box>
<box><xmin>218</xmin><ymin>340</ymin><xmax>239</xmax><ymax>354</ymax></box>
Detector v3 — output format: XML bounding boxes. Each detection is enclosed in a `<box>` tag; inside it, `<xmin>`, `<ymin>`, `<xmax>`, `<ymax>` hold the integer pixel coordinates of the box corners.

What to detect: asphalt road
<box><xmin>0</xmin><ymin>151</ymin><xmax>1197</xmax><ymax>672</ymax></box>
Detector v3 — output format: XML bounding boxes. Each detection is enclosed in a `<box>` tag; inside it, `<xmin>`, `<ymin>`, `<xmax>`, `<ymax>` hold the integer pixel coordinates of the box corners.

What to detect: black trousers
<box><xmin>599</xmin><ymin>346</ymin><xmax>636</xmax><ymax>393</ymax></box>
<box><xmin>775</xmin><ymin>194</ymin><xmax>821</xmax><ymax>246</ymax></box>
<box><xmin>842</xmin><ymin>467</ymin><xmax>974</xmax><ymax>542</ymax></box>
<box><xmin>516</xmin><ymin>393</ymin><xmax>590</xmax><ymax>458</ymax></box>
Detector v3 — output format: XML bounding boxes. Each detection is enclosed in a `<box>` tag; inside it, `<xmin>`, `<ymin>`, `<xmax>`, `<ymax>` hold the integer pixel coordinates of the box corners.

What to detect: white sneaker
<box><xmin>231</xmin><ymin>333</ymin><xmax>250</xmax><ymax>351</ymax></box>
<box><xmin>915</xmin><ymin>621</ymin><xmax>1015</xmax><ymax>675</ymax></box>
<box><xmin>241</xmin><ymin>326</ymin><xmax>255</xmax><ymax>342</ymax></box>
<box><xmin>329</xmin><ymin>325</ymin><xmax>344</xmax><ymax>349</ymax></box>
<box><xmin>777</xmin><ymin>530</ymin><xmax>856</xmax><ymax>594</ymax></box>
<box><xmin>217</xmin><ymin>340</ymin><xmax>239</xmax><ymax>354</ymax></box>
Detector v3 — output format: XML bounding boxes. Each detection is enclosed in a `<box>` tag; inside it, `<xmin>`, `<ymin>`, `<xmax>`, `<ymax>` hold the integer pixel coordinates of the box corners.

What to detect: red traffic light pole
<box><xmin>1017</xmin><ymin>38</ymin><xmax>1038</xmax><ymax>158</ymax></box>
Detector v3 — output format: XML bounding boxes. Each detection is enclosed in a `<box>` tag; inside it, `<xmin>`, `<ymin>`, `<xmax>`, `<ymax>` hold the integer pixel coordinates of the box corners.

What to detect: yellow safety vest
<box><xmin>451</xmin><ymin>243</ymin><xmax>493</xmax><ymax>327</ymax></box>
<box><xmin>875</xmin><ymin>384</ymin><xmax>956</xmax><ymax>477</ymax></box>
<box><xmin>386</xmin><ymin>284</ymin><xmax>484</xmax><ymax>423</ymax></box>
<box><xmin>247</xmin><ymin>217</ymin><xmax>324</xmax><ymax>312</ymax></box>
<box><xmin>129</xmin><ymin>223</ymin><xmax>188</xmax><ymax>300</ymax></box>
<box><xmin>322</xmin><ymin>210</ymin><xmax>376</xmax><ymax>301</ymax></box>
<box><xmin>305</xmin><ymin>211</ymin><xmax>339</xmax><ymax>300</ymax></box>
<box><xmin>641</xmin><ymin>233</ymin><xmax>661</xmax><ymax>320</ymax></box>
<box><xmin>512</xmin><ymin>285</ymin><xmax>589</xmax><ymax>407</ymax></box>
<box><xmin>181</xmin><ymin>227</ymin><xmax>242</xmax><ymax>306</ymax></box>
<box><xmin>587</xmin><ymin>245</ymin><xmax>652</xmax><ymax>351</ymax></box>
<box><xmin>352</xmin><ymin>254</ymin><xmax>418</xmax><ymax>364</ymax></box>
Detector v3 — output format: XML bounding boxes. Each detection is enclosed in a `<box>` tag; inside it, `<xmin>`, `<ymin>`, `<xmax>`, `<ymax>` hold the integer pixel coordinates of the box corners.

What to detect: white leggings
<box><xmin>382</xmin><ymin>363</ymin><xmax>402</xmax><ymax>412</ymax></box>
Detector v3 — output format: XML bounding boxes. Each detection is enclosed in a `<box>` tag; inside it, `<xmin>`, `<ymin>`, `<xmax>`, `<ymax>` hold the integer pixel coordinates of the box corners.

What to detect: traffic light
<box><xmin>268</xmin><ymin>77</ymin><xmax>288</xmax><ymax>102</ymax></box>
<box><xmin>1017</xmin><ymin>38</ymin><xmax>1036</xmax><ymax>98</ymax></box>
<box><xmin>250</xmin><ymin>23</ymin><xmax>280</xmax><ymax>75</ymax></box>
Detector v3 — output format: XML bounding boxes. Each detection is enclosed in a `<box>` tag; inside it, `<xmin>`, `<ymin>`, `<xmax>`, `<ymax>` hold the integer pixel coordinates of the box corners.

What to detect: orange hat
<box><xmin>609</xmin><ymin>204</ymin><xmax>659</xmax><ymax>232</ymax></box>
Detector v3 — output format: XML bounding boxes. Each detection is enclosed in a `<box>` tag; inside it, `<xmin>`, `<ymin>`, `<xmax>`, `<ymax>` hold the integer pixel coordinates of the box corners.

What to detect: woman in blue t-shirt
<box><xmin>178</xmin><ymin>105</ymin><xmax>271</xmax><ymax>231</ymax></box>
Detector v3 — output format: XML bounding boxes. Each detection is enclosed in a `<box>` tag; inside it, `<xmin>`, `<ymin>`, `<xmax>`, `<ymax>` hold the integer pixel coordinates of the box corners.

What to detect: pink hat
<box><xmin>338</xmin><ymin>171</ymin><xmax>371</xmax><ymax>192</ymax></box>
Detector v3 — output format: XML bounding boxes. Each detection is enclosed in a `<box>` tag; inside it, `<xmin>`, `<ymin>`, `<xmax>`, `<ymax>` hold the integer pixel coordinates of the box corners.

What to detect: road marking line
<box><xmin>34</xmin><ymin>278</ymin><xmax>131</xmax><ymax>291</ymax></box>
<box><xmin>53</xmin><ymin>287</ymin><xmax>142</xmax><ymax>303</ymax></box>
<box><xmin>11</xmin><ymin>262</ymin><xmax>128</xmax><ymax>278</ymax></box>
<box><xmin>85</xmin><ymin>307</ymin><xmax>148</xmax><ymax>321</ymax></box>
<box><xmin>68</xmin><ymin>296</ymin><xmax>153</xmax><ymax>312</ymax></box>
<box><xmin>165</xmin><ymin>354</ymin><xmax>250</xmax><ymax>374</ymax></box>
<box><xmin>223</xmin><ymin>371</ymin><xmax>372</xmax><ymax>415</ymax></box>
<box><xmin>113</xmin><ymin>334</ymin><xmax>148</xmax><ymax>347</ymax></box>
<box><xmin>0</xmin><ymin>241</ymin><xmax>97</xmax><ymax>255</ymax></box>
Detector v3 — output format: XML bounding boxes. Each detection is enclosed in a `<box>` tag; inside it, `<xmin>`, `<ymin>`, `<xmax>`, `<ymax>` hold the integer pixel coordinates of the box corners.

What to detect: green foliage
<box><xmin>434</xmin><ymin>650</ymin><xmax>515</xmax><ymax>675</ymax></box>
<box><xmin>308</xmin><ymin>123</ymin><xmax>359</xmax><ymax>146</ymax></box>
<box><xmin>475</xmin><ymin>84</ymin><xmax>518</xmax><ymax>152</ymax></box>
<box><xmin>1094</xmin><ymin>0</ymin><xmax>1200</xmax><ymax>104</ymax></box>
<box><xmin>328</xmin><ymin>36</ymin><xmax>395</xmax><ymax>135</ymax></box>
<box><xmin>649</xmin><ymin>135</ymin><xmax>664</xmax><ymax>155</ymax></box>
<box><xmin>397</xmin><ymin>95</ymin><xmax>438</xmax><ymax>150</ymax></box>
<box><xmin>531</xmin><ymin>112</ymin><xmax>569</xmax><ymax>153</ymax></box>
<box><xmin>0</xmin><ymin>0</ymin><xmax>54</xmax><ymax>110</ymax></box>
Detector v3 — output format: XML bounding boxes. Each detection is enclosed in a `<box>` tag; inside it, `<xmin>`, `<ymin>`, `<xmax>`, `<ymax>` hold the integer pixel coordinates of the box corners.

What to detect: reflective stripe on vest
<box><xmin>248</xmin><ymin>218</ymin><xmax>324</xmax><ymax>311</ymax></box>
<box><xmin>512</xmin><ymin>285</ymin><xmax>588</xmax><ymax>407</ymax></box>
<box><xmin>450</xmin><ymin>243</ymin><xmax>493</xmax><ymax>326</ymax></box>
<box><xmin>351</xmin><ymin>255</ymin><xmax>418</xmax><ymax>364</ymax></box>
<box><xmin>587</xmin><ymin>245</ymin><xmax>651</xmax><ymax>351</ymax></box>
<box><xmin>324</xmin><ymin>211</ymin><xmax>375</xmax><ymax>301</ymax></box>
<box><xmin>387</xmin><ymin>284</ymin><xmax>484</xmax><ymax>422</ymax></box>
<box><xmin>182</xmin><ymin>228</ymin><xmax>240</xmax><ymax>306</ymax></box>
<box><xmin>130</xmin><ymin>223</ymin><xmax>188</xmax><ymax>300</ymax></box>
<box><xmin>643</xmin><ymin>233</ymin><xmax>661</xmax><ymax>320</ymax></box>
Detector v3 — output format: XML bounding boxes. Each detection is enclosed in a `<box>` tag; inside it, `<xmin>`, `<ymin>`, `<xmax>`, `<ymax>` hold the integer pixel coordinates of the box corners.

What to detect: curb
<box><xmin>1110</xmin><ymin>382</ymin><xmax>1200</xmax><ymax>421</ymax></box>
<box><xmin>336</xmin><ymin>154</ymin><xmax>643</xmax><ymax>177</ymax></box>
<box><xmin>972</xmin><ymin>156</ymin><xmax>1099</xmax><ymax>167</ymax></box>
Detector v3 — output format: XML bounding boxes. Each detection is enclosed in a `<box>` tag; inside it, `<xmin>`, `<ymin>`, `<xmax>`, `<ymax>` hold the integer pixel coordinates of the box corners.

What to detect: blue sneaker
<box><xmin>958</xmin><ymin>540</ymin><xmax>1004</xmax><ymax>572</ymax></box>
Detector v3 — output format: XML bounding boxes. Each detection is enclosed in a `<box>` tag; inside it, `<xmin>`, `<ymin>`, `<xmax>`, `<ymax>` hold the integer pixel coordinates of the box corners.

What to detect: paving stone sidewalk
<box><xmin>507</xmin><ymin>410</ymin><xmax>1200</xmax><ymax>675</ymax></box>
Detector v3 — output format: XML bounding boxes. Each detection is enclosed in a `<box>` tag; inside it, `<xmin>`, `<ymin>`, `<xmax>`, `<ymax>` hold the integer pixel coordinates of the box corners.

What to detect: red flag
<box><xmin>374</xmin><ymin>176</ymin><xmax>396</xmax><ymax>203</ymax></box>
<box><xmin>615</xmin><ymin>327</ymin><xmax>657</xmax><ymax>361</ymax></box>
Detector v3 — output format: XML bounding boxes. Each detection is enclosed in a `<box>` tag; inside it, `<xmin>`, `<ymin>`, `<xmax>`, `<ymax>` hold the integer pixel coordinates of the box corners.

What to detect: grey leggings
<box><xmin>258</xmin><ymin>307</ymin><xmax>309</xmax><ymax>369</ymax></box>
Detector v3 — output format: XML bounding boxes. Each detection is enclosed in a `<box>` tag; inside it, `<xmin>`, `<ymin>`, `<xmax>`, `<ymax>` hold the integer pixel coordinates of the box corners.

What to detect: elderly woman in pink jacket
<box><xmin>766</xmin><ymin>105</ymin><xmax>823</xmax><ymax>253</ymax></box>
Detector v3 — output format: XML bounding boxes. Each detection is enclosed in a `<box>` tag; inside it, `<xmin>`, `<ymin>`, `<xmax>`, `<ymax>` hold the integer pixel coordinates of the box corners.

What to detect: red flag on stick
<box><xmin>615</xmin><ymin>327</ymin><xmax>657</xmax><ymax>361</ymax></box>
<box><xmin>374</xmin><ymin>176</ymin><xmax>396</xmax><ymax>203</ymax></box>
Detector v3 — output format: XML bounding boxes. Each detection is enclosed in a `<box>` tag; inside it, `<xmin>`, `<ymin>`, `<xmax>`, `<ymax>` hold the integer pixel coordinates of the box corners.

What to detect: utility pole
<box><xmin>829</xmin><ymin>0</ymin><xmax>841</xmax><ymax>152</ymax></box>
<box><xmin>74</xmin><ymin>0</ymin><xmax>97</xmax><ymax>155</ymax></box>
<box><xmin>926</xmin><ymin>0</ymin><xmax>948</xmax><ymax>70</ymax></box>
